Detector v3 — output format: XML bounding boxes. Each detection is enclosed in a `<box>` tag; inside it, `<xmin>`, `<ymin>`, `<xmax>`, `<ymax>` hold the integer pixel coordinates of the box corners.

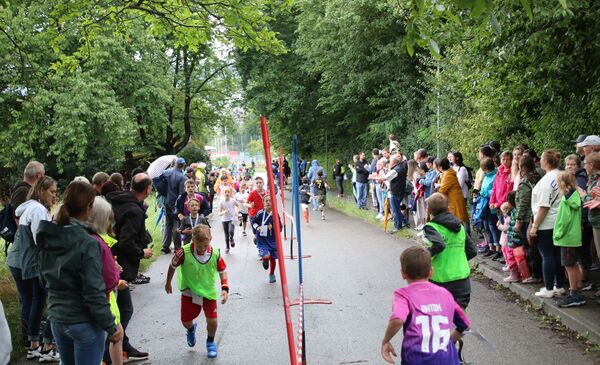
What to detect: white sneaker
<box><xmin>39</xmin><ymin>348</ymin><xmax>60</xmax><ymax>363</ymax></box>
<box><xmin>553</xmin><ymin>287</ymin><xmax>566</xmax><ymax>296</ymax></box>
<box><xmin>501</xmin><ymin>265</ymin><xmax>509</xmax><ymax>272</ymax></box>
<box><xmin>375</xmin><ymin>213</ymin><xmax>383</xmax><ymax>220</ymax></box>
<box><xmin>534</xmin><ymin>287</ymin><xmax>555</xmax><ymax>298</ymax></box>
<box><xmin>27</xmin><ymin>347</ymin><xmax>43</xmax><ymax>360</ymax></box>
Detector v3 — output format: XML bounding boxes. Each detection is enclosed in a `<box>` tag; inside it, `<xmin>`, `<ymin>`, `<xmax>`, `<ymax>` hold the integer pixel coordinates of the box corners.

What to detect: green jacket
<box><xmin>553</xmin><ymin>190</ymin><xmax>582</xmax><ymax>247</ymax></box>
<box><xmin>515</xmin><ymin>172</ymin><xmax>540</xmax><ymax>222</ymax></box>
<box><xmin>585</xmin><ymin>174</ymin><xmax>600</xmax><ymax>228</ymax></box>
<box><xmin>426</xmin><ymin>220</ymin><xmax>471</xmax><ymax>283</ymax></box>
<box><xmin>37</xmin><ymin>219</ymin><xmax>117</xmax><ymax>335</ymax></box>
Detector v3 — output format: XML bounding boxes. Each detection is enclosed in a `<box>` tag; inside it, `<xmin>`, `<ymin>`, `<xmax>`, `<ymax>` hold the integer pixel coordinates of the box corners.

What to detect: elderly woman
<box><xmin>438</xmin><ymin>158</ymin><xmax>469</xmax><ymax>228</ymax></box>
<box><xmin>6</xmin><ymin>176</ymin><xmax>58</xmax><ymax>361</ymax></box>
<box><xmin>529</xmin><ymin>149</ymin><xmax>566</xmax><ymax>299</ymax></box>
<box><xmin>38</xmin><ymin>182</ymin><xmax>123</xmax><ymax>365</ymax></box>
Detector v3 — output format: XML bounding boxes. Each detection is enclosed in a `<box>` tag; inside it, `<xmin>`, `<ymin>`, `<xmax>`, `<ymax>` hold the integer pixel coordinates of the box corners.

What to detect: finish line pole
<box><xmin>260</xmin><ymin>116</ymin><xmax>298</xmax><ymax>365</ymax></box>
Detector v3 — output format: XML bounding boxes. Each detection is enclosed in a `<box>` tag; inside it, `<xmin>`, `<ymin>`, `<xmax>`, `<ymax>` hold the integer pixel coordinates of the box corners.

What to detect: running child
<box><xmin>246</xmin><ymin>176</ymin><xmax>267</xmax><ymax>242</ymax></box>
<box><xmin>423</xmin><ymin>193</ymin><xmax>477</xmax><ymax>309</ymax></box>
<box><xmin>252</xmin><ymin>194</ymin><xmax>281</xmax><ymax>283</ymax></box>
<box><xmin>312</xmin><ymin>170</ymin><xmax>328</xmax><ymax>220</ymax></box>
<box><xmin>165</xmin><ymin>225</ymin><xmax>228</xmax><ymax>359</ymax></box>
<box><xmin>299</xmin><ymin>176</ymin><xmax>311</xmax><ymax>223</ymax></box>
<box><xmin>235</xmin><ymin>182</ymin><xmax>250</xmax><ymax>236</ymax></box>
<box><xmin>219</xmin><ymin>187</ymin><xmax>239</xmax><ymax>253</ymax></box>
<box><xmin>178</xmin><ymin>197</ymin><xmax>209</xmax><ymax>245</ymax></box>
<box><xmin>381</xmin><ymin>246</ymin><xmax>470</xmax><ymax>364</ymax></box>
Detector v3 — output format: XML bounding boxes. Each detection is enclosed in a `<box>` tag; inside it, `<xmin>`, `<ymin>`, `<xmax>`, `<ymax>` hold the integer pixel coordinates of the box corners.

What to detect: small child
<box><xmin>496</xmin><ymin>201</ymin><xmax>511</xmax><ymax>262</ymax></box>
<box><xmin>423</xmin><ymin>193</ymin><xmax>477</xmax><ymax>309</ymax></box>
<box><xmin>554</xmin><ymin>171</ymin><xmax>585</xmax><ymax>308</ymax></box>
<box><xmin>381</xmin><ymin>246</ymin><xmax>470</xmax><ymax>364</ymax></box>
<box><xmin>312</xmin><ymin>170</ymin><xmax>328</xmax><ymax>220</ymax></box>
<box><xmin>219</xmin><ymin>187</ymin><xmax>239</xmax><ymax>253</ymax></box>
<box><xmin>165</xmin><ymin>225</ymin><xmax>229</xmax><ymax>359</ymax></box>
<box><xmin>178</xmin><ymin>198</ymin><xmax>209</xmax><ymax>244</ymax></box>
<box><xmin>235</xmin><ymin>182</ymin><xmax>250</xmax><ymax>236</ymax></box>
<box><xmin>501</xmin><ymin>192</ymin><xmax>531</xmax><ymax>283</ymax></box>
<box><xmin>252</xmin><ymin>194</ymin><xmax>282</xmax><ymax>283</ymax></box>
<box><xmin>299</xmin><ymin>176</ymin><xmax>311</xmax><ymax>223</ymax></box>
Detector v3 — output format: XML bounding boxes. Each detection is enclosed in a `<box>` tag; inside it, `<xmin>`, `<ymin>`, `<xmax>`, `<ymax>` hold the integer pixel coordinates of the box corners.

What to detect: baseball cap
<box><xmin>572</xmin><ymin>134</ymin><xmax>587</xmax><ymax>144</ymax></box>
<box><xmin>577</xmin><ymin>135</ymin><xmax>600</xmax><ymax>148</ymax></box>
<box><xmin>176</xmin><ymin>157</ymin><xmax>186</xmax><ymax>166</ymax></box>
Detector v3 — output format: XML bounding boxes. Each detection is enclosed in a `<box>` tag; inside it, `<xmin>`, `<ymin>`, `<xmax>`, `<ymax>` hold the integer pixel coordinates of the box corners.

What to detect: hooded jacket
<box><xmin>438</xmin><ymin>168</ymin><xmax>469</xmax><ymax>223</ymax></box>
<box><xmin>490</xmin><ymin>165</ymin><xmax>514</xmax><ymax>207</ymax></box>
<box><xmin>424</xmin><ymin>211</ymin><xmax>477</xmax><ymax>259</ymax></box>
<box><xmin>37</xmin><ymin>219</ymin><xmax>117</xmax><ymax>335</ymax></box>
<box><xmin>307</xmin><ymin>160</ymin><xmax>325</xmax><ymax>183</ymax></box>
<box><xmin>515</xmin><ymin>172</ymin><xmax>541</xmax><ymax>222</ymax></box>
<box><xmin>5</xmin><ymin>199</ymin><xmax>51</xmax><ymax>279</ymax></box>
<box><xmin>106</xmin><ymin>191</ymin><xmax>151</xmax><ymax>282</ymax></box>
<box><xmin>553</xmin><ymin>190</ymin><xmax>582</xmax><ymax>247</ymax></box>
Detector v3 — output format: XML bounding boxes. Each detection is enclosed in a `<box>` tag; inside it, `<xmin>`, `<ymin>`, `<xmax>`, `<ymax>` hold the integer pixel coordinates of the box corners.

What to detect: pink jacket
<box><xmin>490</xmin><ymin>165</ymin><xmax>513</xmax><ymax>207</ymax></box>
<box><xmin>91</xmin><ymin>233</ymin><xmax>120</xmax><ymax>294</ymax></box>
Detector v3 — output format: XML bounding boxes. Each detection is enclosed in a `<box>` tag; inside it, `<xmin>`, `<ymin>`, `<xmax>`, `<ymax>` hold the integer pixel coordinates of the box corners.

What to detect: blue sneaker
<box><xmin>206</xmin><ymin>341</ymin><xmax>218</xmax><ymax>358</ymax></box>
<box><xmin>186</xmin><ymin>322</ymin><xmax>197</xmax><ymax>347</ymax></box>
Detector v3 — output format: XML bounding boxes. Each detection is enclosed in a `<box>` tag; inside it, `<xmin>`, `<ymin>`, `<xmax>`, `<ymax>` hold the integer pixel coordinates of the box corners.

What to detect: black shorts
<box><xmin>560</xmin><ymin>246</ymin><xmax>580</xmax><ymax>267</ymax></box>
<box><xmin>241</xmin><ymin>213</ymin><xmax>248</xmax><ymax>223</ymax></box>
<box><xmin>431</xmin><ymin>277</ymin><xmax>471</xmax><ymax>309</ymax></box>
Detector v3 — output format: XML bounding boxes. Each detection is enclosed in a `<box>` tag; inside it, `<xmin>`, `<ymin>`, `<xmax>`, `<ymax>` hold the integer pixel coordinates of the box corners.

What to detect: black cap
<box><xmin>572</xmin><ymin>134</ymin><xmax>587</xmax><ymax>144</ymax></box>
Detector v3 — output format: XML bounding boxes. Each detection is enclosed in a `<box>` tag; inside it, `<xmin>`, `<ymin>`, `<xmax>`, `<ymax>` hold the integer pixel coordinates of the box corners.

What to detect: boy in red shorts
<box><xmin>165</xmin><ymin>224</ymin><xmax>229</xmax><ymax>358</ymax></box>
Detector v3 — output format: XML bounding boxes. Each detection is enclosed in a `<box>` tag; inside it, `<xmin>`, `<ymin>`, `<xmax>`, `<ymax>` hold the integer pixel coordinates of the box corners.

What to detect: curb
<box><xmin>475</xmin><ymin>257</ymin><xmax>600</xmax><ymax>345</ymax></box>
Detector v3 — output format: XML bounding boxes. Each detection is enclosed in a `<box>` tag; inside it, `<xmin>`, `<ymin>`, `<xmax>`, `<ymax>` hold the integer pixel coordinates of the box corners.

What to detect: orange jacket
<box><xmin>438</xmin><ymin>168</ymin><xmax>470</xmax><ymax>223</ymax></box>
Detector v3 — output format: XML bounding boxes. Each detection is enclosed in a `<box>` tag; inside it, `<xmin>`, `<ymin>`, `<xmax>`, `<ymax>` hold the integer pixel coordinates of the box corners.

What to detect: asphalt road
<box><xmin>117</xmin><ymin>201</ymin><xmax>597</xmax><ymax>365</ymax></box>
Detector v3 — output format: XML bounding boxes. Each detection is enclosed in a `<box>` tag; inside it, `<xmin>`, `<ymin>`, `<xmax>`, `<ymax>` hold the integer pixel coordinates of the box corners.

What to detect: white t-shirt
<box><xmin>531</xmin><ymin>169</ymin><xmax>560</xmax><ymax>230</ymax></box>
<box><xmin>235</xmin><ymin>190</ymin><xmax>249</xmax><ymax>214</ymax></box>
<box><xmin>219</xmin><ymin>198</ymin><xmax>239</xmax><ymax>222</ymax></box>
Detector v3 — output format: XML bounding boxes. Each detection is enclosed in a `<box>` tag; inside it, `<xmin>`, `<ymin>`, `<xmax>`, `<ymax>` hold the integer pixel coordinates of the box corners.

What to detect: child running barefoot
<box><xmin>252</xmin><ymin>194</ymin><xmax>282</xmax><ymax>283</ymax></box>
<box><xmin>299</xmin><ymin>177</ymin><xmax>311</xmax><ymax>223</ymax></box>
<box><xmin>219</xmin><ymin>187</ymin><xmax>239</xmax><ymax>253</ymax></box>
<box><xmin>381</xmin><ymin>246</ymin><xmax>470</xmax><ymax>364</ymax></box>
<box><xmin>313</xmin><ymin>170</ymin><xmax>328</xmax><ymax>220</ymax></box>
<box><xmin>165</xmin><ymin>225</ymin><xmax>229</xmax><ymax>359</ymax></box>
<box><xmin>235</xmin><ymin>182</ymin><xmax>250</xmax><ymax>236</ymax></box>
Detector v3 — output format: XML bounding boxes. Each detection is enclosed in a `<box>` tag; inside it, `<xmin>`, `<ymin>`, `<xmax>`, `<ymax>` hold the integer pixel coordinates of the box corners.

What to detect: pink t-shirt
<box><xmin>390</xmin><ymin>281</ymin><xmax>470</xmax><ymax>365</ymax></box>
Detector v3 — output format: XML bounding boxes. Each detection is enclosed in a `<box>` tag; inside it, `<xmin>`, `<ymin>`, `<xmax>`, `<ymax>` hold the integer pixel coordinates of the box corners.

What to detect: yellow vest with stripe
<box><xmin>426</xmin><ymin>222</ymin><xmax>470</xmax><ymax>283</ymax></box>
<box><xmin>177</xmin><ymin>244</ymin><xmax>219</xmax><ymax>300</ymax></box>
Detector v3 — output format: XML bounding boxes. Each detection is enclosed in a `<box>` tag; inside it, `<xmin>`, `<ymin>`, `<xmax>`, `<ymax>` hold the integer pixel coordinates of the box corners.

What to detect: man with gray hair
<box><xmin>376</xmin><ymin>154</ymin><xmax>409</xmax><ymax>233</ymax></box>
<box><xmin>10</xmin><ymin>161</ymin><xmax>45</xmax><ymax>212</ymax></box>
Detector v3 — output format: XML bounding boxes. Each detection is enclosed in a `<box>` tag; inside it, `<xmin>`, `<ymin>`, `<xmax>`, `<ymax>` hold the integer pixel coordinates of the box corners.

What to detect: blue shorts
<box><xmin>257</xmin><ymin>241</ymin><xmax>278</xmax><ymax>259</ymax></box>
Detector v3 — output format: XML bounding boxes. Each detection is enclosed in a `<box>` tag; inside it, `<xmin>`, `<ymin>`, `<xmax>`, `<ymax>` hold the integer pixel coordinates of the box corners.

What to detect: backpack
<box><xmin>464</xmin><ymin>166</ymin><xmax>474</xmax><ymax>189</ymax></box>
<box><xmin>152</xmin><ymin>173</ymin><xmax>168</xmax><ymax>197</ymax></box>
<box><xmin>0</xmin><ymin>203</ymin><xmax>17</xmax><ymax>255</ymax></box>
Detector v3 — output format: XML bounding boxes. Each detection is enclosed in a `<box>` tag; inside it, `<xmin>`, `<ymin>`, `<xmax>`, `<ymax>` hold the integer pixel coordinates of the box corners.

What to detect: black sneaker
<box><xmin>161</xmin><ymin>247</ymin><xmax>171</xmax><ymax>254</ymax></box>
<box><xmin>497</xmin><ymin>257</ymin><xmax>506</xmax><ymax>265</ymax></box>
<box><xmin>557</xmin><ymin>295</ymin><xmax>586</xmax><ymax>308</ymax></box>
<box><xmin>491</xmin><ymin>252</ymin><xmax>503</xmax><ymax>261</ymax></box>
<box><xmin>581</xmin><ymin>281</ymin><xmax>595</xmax><ymax>291</ymax></box>
<box><xmin>124</xmin><ymin>348</ymin><xmax>148</xmax><ymax>361</ymax></box>
<box><xmin>483</xmin><ymin>250</ymin><xmax>495</xmax><ymax>258</ymax></box>
<box><xmin>262</xmin><ymin>259</ymin><xmax>269</xmax><ymax>270</ymax></box>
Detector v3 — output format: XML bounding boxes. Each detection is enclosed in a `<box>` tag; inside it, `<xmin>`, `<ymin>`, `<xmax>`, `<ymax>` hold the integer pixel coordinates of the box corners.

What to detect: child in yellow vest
<box><xmin>165</xmin><ymin>224</ymin><xmax>229</xmax><ymax>358</ymax></box>
<box><xmin>423</xmin><ymin>193</ymin><xmax>477</xmax><ymax>309</ymax></box>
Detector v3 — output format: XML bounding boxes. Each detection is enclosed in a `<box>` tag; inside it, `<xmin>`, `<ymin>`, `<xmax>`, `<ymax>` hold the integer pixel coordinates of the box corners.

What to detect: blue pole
<box><xmin>292</xmin><ymin>135</ymin><xmax>306</xmax><ymax>363</ymax></box>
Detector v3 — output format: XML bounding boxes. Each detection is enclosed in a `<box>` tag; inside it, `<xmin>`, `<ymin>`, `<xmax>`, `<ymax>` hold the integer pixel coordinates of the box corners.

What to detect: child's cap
<box><xmin>400</xmin><ymin>246</ymin><xmax>432</xmax><ymax>280</ymax></box>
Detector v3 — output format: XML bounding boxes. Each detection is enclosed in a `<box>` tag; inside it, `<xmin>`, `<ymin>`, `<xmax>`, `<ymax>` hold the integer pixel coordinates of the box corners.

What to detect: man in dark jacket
<box><xmin>106</xmin><ymin>173</ymin><xmax>154</xmax><ymax>362</ymax></box>
<box><xmin>10</xmin><ymin>161</ymin><xmax>45</xmax><ymax>212</ymax></box>
<box><xmin>355</xmin><ymin>152</ymin><xmax>370</xmax><ymax>209</ymax></box>
<box><xmin>161</xmin><ymin>158</ymin><xmax>186</xmax><ymax>254</ymax></box>
<box><xmin>332</xmin><ymin>159</ymin><xmax>345</xmax><ymax>198</ymax></box>
<box><xmin>379</xmin><ymin>155</ymin><xmax>408</xmax><ymax>232</ymax></box>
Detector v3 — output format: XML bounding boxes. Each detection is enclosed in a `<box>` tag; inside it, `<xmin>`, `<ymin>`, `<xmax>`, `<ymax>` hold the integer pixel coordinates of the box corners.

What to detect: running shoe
<box><xmin>581</xmin><ymin>281</ymin><xmax>595</xmax><ymax>291</ymax></box>
<box><xmin>206</xmin><ymin>341</ymin><xmax>218</xmax><ymax>358</ymax></box>
<box><xmin>557</xmin><ymin>295</ymin><xmax>586</xmax><ymax>308</ymax></box>
<box><xmin>27</xmin><ymin>347</ymin><xmax>43</xmax><ymax>360</ymax></box>
<box><xmin>39</xmin><ymin>348</ymin><xmax>60</xmax><ymax>363</ymax></box>
<box><xmin>262</xmin><ymin>259</ymin><xmax>269</xmax><ymax>270</ymax></box>
<box><xmin>375</xmin><ymin>213</ymin><xmax>383</xmax><ymax>220</ymax></box>
<box><xmin>123</xmin><ymin>348</ymin><xmax>148</xmax><ymax>362</ymax></box>
<box><xmin>269</xmin><ymin>274</ymin><xmax>276</xmax><ymax>283</ymax></box>
<box><xmin>534</xmin><ymin>287</ymin><xmax>555</xmax><ymax>298</ymax></box>
<box><xmin>553</xmin><ymin>287</ymin><xmax>566</xmax><ymax>296</ymax></box>
<box><xmin>225</xmin><ymin>248</ymin><xmax>230</xmax><ymax>254</ymax></box>
<box><xmin>482</xmin><ymin>250</ymin><xmax>495</xmax><ymax>258</ymax></box>
<box><xmin>230</xmin><ymin>239</ymin><xmax>235</xmax><ymax>248</ymax></box>
<box><xmin>187</xmin><ymin>322</ymin><xmax>197</xmax><ymax>347</ymax></box>
<box><xmin>242</xmin><ymin>231</ymin><xmax>247</xmax><ymax>236</ymax></box>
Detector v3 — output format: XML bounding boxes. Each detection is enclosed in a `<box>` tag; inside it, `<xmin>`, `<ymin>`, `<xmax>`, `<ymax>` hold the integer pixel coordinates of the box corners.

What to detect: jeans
<box><xmin>9</xmin><ymin>267</ymin><xmax>53</xmax><ymax>344</ymax></box>
<box><xmin>356</xmin><ymin>182</ymin><xmax>368</xmax><ymax>208</ymax></box>
<box><xmin>352</xmin><ymin>182</ymin><xmax>357</xmax><ymax>203</ymax></box>
<box><xmin>117</xmin><ymin>287</ymin><xmax>134</xmax><ymax>352</ymax></box>
<box><xmin>375</xmin><ymin>185</ymin><xmax>384</xmax><ymax>215</ymax></box>
<box><xmin>389</xmin><ymin>193</ymin><xmax>408</xmax><ymax>230</ymax></box>
<box><xmin>483</xmin><ymin>214</ymin><xmax>500</xmax><ymax>246</ymax></box>
<box><xmin>52</xmin><ymin>321</ymin><xmax>106</xmax><ymax>365</ymax></box>
<box><xmin>536</xmin><ymin>229</ymin><xmax>565</xmax><ymax>291</ymax></box>
<box><xmin>162</xmin><ymin>205</ymin><xmax>182</xmax><ymax>251</ymax></box>
<box><xmin>335</xmin><ymin>176</ymin><xmax>344</xmax><ymax>195</ymax></box>
<box><xmin>222</xmin><ymin>221</ymin><xmax>235</xmax><ymax>248</ymax></box>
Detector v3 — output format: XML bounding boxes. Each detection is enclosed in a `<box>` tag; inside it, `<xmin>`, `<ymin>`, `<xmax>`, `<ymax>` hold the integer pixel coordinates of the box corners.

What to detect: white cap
<box><xmin>577</xmin><ymin>135</ymin><xmax>600</xmax><ymax>147</ymax></box>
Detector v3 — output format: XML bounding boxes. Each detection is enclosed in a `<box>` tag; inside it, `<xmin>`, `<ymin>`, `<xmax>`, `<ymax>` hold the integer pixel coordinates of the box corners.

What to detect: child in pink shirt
<box><xmin>381</xmin><ymin>246</ymin><xmax>470</xmax><ymax>365</ymax></box>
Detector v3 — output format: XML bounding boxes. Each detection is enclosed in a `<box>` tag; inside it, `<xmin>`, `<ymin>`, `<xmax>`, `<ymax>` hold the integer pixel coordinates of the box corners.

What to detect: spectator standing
<box><xmin>379</xmin><ymin>155</ymin><xmax>408</xmax><ymax>233</ymax></box>
<box><xmin>438</xmin><ymin>158</ymin><xmax>469</xmax><ymax>229</ymax></box>
<box><xmin>92</xmin><ymin>172</ymin><xmax>110</xmax><ymax>196</ymax></box>
<box><xmin>161</xmin><ymin>158</ymin><xmax>187</xmax><ymax>254</ymax></box>
<box><xmin>354</xmin><ymin>152</ymin><xmax>370</xmax><ymax>209</ymax></box>
<box><xmin>106</xmin><ymin>173</ymin><xmax>154</xmax><ymax>362</ymax></box>
<box><xmin>332</xmin><ymin>158</ymin><xmax>345</xmax><ymax>198</ymax></box>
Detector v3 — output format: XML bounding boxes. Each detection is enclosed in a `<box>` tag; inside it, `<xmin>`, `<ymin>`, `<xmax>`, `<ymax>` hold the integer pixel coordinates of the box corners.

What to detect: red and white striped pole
<box><xmin>260</xmin><ymin>116</ymin><xmax>298</xmax><ymax>365</ymax></box>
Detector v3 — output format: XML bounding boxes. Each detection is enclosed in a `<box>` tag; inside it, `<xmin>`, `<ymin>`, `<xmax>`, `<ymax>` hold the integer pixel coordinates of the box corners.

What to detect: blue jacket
<box><xmin>163</xmin><ymin>168</ymin><xmax>186</xmax><ymax>206</ymax></box>
<box><xmin>307</xmin><ymin>160</ymin><xmax>325</xmax><ymax>182</ymax></box>
<box><xmin>420</xmin><ymin>170</ymin><xmax>438</xmax><ymax>198</ymax></box>
<box><xmin>480</xmin><ymin>170</ymin><xmax>497</xmax><ymax>199</ymax></box>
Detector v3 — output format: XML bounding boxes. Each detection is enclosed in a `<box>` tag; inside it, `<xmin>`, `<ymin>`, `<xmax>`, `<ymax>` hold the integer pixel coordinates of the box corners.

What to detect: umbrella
<box><xmin>147</xmin><ymin>155</ymin><xmax>177</xmax><ymax>179</ymax></box>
